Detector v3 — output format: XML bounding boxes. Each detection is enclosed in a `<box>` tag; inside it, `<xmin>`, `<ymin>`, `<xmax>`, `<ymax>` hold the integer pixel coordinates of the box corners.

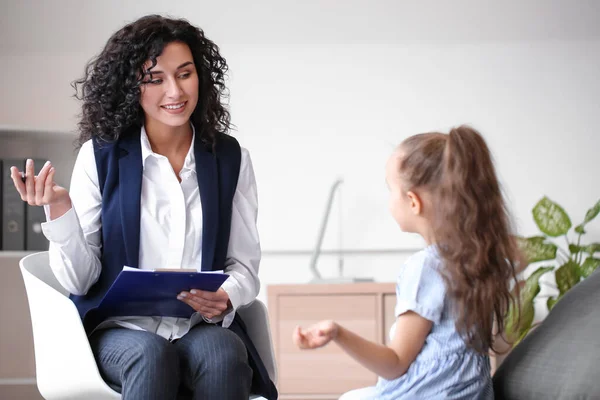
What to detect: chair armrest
<box><xmin>21</xmin><ymin>261</ymin><xmax>119</xmax><ymax>399</ymax></box>
<box><xmin>238</xmin><ymin>300</ymin><xmax>277</xmax><ymax>384</ymax></box>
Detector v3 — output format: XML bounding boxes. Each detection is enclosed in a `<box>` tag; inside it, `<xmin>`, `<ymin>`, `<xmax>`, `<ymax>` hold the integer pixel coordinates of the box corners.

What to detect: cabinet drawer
<box><xmin>276</xmin><ymin>294</ymin><xmax>378</xmax><ymax>394</ymax></box>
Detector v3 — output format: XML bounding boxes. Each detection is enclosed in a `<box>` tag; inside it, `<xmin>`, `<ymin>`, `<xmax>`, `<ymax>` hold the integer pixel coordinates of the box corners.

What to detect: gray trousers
<box><xmin>89</xmin><ymin>323</ymin><xmax>252</xmax><ymax>400</ymax></box>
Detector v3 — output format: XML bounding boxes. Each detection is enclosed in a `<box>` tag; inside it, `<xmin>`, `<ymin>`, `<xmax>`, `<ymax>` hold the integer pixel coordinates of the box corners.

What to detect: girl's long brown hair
<box><xmin>398</xmin><ymin>125</ymin><xmax>520</xmax><ymax>353</ymax></box>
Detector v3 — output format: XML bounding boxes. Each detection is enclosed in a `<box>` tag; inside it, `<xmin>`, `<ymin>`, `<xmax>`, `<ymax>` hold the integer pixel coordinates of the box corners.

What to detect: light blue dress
<box><xmin>364</xmin><ymin>246</ymin><xmax>493</xmax><ymax>399</ymax></box>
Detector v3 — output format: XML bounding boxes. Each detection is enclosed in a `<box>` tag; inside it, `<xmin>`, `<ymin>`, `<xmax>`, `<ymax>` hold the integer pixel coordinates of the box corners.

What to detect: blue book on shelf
<box><xmin>96</xmin><ymin>267</ymin><xmax>229</xmax><ymax>318</ymax></box>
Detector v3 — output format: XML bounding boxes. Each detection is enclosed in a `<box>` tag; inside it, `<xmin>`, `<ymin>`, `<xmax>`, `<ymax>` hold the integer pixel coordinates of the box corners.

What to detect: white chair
<box><xmin>20</xmin><ymin>251</ymin><xmax>277</xmax><ymax>400</ymax></box>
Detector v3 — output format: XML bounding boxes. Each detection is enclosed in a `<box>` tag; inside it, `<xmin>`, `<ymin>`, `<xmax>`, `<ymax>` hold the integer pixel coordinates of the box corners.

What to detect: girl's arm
<box><xmin>294</xmin><ymin>310</ymin><xmax>432</xmax><ymax>381</ymax></box>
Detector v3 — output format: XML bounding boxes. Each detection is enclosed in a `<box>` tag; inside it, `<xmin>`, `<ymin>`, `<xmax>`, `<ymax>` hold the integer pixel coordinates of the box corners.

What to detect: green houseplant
<box><xmin>505</xmin><ymin>197</ymin><xmax>600</xmax><ymax>344</ymax></box>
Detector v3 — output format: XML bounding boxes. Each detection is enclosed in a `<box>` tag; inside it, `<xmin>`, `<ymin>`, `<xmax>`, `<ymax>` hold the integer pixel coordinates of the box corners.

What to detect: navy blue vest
<box><xmin>71</xmin><ymin>127</ymin><xmax>277</xmax><ymax>399</ymax></box>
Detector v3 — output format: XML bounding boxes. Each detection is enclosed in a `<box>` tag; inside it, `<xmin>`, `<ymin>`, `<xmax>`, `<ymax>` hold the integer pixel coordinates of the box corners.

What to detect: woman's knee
<box><xmin>225</xmin><ymin>331</ymin><xmax>249</xmax><ymax>366</ymax></box>
<box><xmin>179</xmin><ymin>325</ymin><xmax>249</xmax><ymax>375</ymax></box>
<box><xmin>92</xmin><ymin>329</ymin><xmax>179</xmax><ymax>370</ymax></box>
<box><xmin>133</xmin><ymin>335</ymin><xmax>180</xmax><ymax>371</ymax></box>
<box><xmin>183</xmin><ymin>326</ymin><xmax>252</xmax><ymax>396</ymax></box>
<box><xmin>206</xmin><ymin>328</ymin><xmax>248</xmax><ymax>370</ymax></box>
<box><xmin>91</xmin><ymin>329</ymin><xmax>181</xmax><ymax>396</ymax></box>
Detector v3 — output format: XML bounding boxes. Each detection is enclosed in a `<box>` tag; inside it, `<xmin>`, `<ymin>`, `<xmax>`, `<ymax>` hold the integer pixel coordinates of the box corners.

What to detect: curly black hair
<box><xmin>73</xmin><ymin>14</ymin><xmax>231</xmax><ymax>148</ymax></box>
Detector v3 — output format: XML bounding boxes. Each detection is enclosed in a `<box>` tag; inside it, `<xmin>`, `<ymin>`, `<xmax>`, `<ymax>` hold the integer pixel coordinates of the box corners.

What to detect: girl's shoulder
<box><xmin>403</xmin><ymin>245</ymin><xmax>443</xmax><ymax>274</ymax></box>
<box><xmin>395</xmin><ymin>246</ymin><xmax>447</xmax><ymax>323</ymax></box>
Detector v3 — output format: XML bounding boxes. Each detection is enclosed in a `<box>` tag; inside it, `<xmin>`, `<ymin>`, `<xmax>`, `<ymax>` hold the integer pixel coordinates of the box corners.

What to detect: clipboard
<box><xmin>96</xmin><ymin>267</ymin><xmax>229</xmax><ymax>318</ymax></box>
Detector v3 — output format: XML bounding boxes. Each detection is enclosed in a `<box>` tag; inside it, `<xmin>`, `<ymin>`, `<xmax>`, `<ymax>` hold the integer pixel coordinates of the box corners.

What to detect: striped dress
<box><xmin>344</xmin><ymin>246</ymin><xmax>494</xmax><ymax>400</ymax></box>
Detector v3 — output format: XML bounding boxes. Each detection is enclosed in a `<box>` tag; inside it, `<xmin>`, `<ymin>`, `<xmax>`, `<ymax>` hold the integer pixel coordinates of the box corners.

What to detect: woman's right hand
<box><xmin>10</xmin><ymin>159</ymin><xmax>72</xmax><ymax>219</ymax></box>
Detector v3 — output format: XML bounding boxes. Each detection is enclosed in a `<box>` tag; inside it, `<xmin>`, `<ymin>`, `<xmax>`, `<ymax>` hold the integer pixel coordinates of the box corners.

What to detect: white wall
<box><xmin>1</xmin><ymin>0</ymin><xmax>599</xmax><ymax>316</ymax></box>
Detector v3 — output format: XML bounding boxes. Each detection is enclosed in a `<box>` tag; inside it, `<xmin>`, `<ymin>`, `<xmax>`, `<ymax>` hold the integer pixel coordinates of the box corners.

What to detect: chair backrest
<box><xmin>22</xmin><ymin>252</ymin><xmax>70</xmax><ymax>296</ymax></box>
<box><xmin>237</xmin><ymin>299</ymin><xmax>278</xmax><ymax>385</ymax></box>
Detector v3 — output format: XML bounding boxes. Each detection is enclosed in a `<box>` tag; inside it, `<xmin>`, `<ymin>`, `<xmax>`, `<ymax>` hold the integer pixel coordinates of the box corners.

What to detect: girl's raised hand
<box><xmin>293</xmin><ymin>320</ymin><xmax>339</xmax><ymax>350</ymax></box>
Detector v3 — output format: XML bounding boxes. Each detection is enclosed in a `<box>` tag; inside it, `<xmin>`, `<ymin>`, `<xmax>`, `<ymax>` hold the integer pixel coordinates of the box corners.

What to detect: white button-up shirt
<box><xmin>41</xmin><ymin>126</ymin><xmax>261</xmax><ymax>340</ymax></box>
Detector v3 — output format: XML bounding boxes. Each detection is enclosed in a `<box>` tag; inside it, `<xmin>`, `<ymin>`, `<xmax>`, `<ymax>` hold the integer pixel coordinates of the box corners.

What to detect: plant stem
<box><xmin>564</xmin><ymin>235</ymin><xmax>572</xmax><ymax>261</ymax></box>
<box><xmin>576</xmin><ymin>233</ymin><xmax>583</xmax><ymax>264</ymax></box>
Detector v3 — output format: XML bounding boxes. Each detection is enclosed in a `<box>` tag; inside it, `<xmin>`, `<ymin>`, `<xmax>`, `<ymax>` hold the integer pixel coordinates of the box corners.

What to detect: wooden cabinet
<box><xmin>268</xmin><ymin>283</ymin><xmax>396</xmax><ymax>399</ymax></box>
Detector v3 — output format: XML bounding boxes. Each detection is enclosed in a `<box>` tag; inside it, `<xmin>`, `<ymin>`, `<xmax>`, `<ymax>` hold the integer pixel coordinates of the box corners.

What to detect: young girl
<box><xmin>294</xmin><ymin>126</ymin><xmax>519</xmax><ymax>399</ymax></box>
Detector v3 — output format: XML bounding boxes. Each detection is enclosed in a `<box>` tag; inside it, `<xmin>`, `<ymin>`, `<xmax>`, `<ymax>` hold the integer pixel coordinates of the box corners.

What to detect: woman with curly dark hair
<box><xmin>9</xmin><ymin>15</ymin><xmax>277</xmax><ymax>400</ymax></box>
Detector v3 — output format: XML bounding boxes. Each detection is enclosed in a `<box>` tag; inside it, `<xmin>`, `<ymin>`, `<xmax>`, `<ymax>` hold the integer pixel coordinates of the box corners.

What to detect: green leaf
<box><xmin>523</xmin><ymin>266</ymin><xmax>554</xmax><ymax>296</ymax></box>
<box><xmin>547</xmin><ymin>296</ymin><xmax>559</xmax><ymax>311</ymax></box>
<box><xmin>582</xmin><ymin>200</ymin><xmax>600</xmax><ymax>225</ymax></box>
<box><xmin>513</xmin><ymin>326</ymin><xmax>531</xmax><ymax>346</ymax></box>
<box><xmin>532</xmin><ymin>197</ymin><xmax>572</xmax><ymax>237</ymax></box>
<box><xmin>555</xmin><ymin>261</ymin><xmax>580</xmax><ymax>295</ymax></box>
<box><xmin>572</xmin><ymin>243</ymin><xmax>600</xmax><ymax>255</ymax></box>
<box><xmin>505</xmin><ymin>301</ymin><xmax>533</xmax><ymax>344</ymax></box>
<box><xmin>579</xmin><ymin>257</ymin><xmax>600</xmax><ymax>279</ymax></box>
<box><xmin>516</xmin><ymin>236</ymin><xmax>558</xmax><ymax>264</ymax></box>
<box><xmin>585</xmin><ymin>243</ymin><xmax>600</xmax><ymax>255</ymax></box>
<box><xmin>575</xmin><ymin>200</ymin><xmax>600</xmax><ymax>234</ymax></box>
<box><xmin>505</xmin><ymin>266</ymin><xmax>553</xmax><ymax>342</ymax></box>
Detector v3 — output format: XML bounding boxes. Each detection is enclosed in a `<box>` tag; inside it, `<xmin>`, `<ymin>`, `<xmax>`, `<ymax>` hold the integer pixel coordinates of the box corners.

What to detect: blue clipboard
<box><xmin>96</xmin><ymin>267</ymin><xmax>229</xmax><ymax>318</ymax></box>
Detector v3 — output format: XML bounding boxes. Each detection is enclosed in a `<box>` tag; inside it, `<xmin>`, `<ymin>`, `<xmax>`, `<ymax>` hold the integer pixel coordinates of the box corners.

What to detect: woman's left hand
<box><xmin>177</xmin><ymin>288</ymin><xmax>231</xmax><ymax>319</ymax></box>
